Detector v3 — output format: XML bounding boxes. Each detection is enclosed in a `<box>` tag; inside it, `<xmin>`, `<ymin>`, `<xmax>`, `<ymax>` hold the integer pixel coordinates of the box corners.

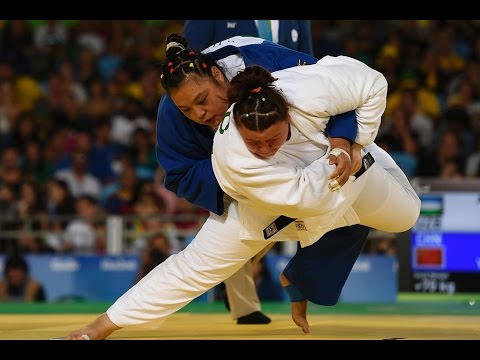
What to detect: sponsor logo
<box><xmin>100</xmin><ymin>259</ymin><xmax>138</xmax><ymax>271</ymax></box>
<box><xmin>294</xmin><ymin>221</ymin><xmax>307</xmax><ymax>231</ymax></box>
<box><xmin>352</xmin><ymin>260</ymin><xmax>371</xmax><ymax>272</ymax></box>
<box><xmin>50</xmin><ymin>258</ymin><xmax>80</xmax><ymax>272</ymax></box>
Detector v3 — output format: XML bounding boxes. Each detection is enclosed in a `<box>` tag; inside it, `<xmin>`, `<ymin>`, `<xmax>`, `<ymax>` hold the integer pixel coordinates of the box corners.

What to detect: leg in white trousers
<box><xmin>352</xmin><ymin>143</ymin><xmax>421</xmax><ymax>233</ymax></box>
<box><xmin>107</xmin><ymin>199</ymin><xmax>270</xmax><ymax>327</ymax></box>
<box><xmin>224</xmin><ymin>260</ymin><xmax>260</xmax><ymax>319</ymax></box>
<box><xmin>224</xmin><ymin>241</ymin><xmax>276</xmax><ymax>319</ymax></box>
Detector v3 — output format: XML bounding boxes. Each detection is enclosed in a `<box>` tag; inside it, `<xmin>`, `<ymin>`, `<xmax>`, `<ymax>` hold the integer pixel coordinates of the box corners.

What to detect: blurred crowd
<box><xmin>0</xmin><ymin>20</ymin><xmax>479</xmax><ymax>259</ymax></box>
<box><xmin>312</xmin><ymin>20</ymin><xmax>480</xmax><ymax>180</ymax></box>
<box><xmin>0</xmin><ymin>20</ymin><xmax>207</xmax><ymax>257</ymax></box>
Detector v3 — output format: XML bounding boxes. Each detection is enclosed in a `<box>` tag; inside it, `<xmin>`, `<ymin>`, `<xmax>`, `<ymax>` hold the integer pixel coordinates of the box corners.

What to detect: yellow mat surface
<box><xmin>1</xmin><ymin>313</ymin><xmax>479</xmax><ymax>340</ymax></box>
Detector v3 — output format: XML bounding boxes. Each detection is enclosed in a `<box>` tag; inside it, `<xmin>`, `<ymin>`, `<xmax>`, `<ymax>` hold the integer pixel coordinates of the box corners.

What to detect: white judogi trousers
<box><xmin>107</xmin><ymin>197</ymin><xmax>270</xmax><ymax>327</ymax></box>
<box><xmin>107</xmin><ymin>144</ymin><xmax>419</xmax><ymax>327</ymax></box>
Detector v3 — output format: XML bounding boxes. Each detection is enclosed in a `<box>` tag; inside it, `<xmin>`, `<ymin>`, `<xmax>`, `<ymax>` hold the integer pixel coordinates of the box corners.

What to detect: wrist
<box><xmin>329</xmin><ymin>137</ymin><xmax>352</xmax><ymax>154</ymax></box>
<box><xmin>330</xmin><ymin>147</ymin><xmax>351</xmax><ymax>161</ymax></box>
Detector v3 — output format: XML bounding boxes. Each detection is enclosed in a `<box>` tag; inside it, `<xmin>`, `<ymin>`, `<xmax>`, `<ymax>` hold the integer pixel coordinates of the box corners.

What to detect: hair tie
<box><xmin>166</xmin><ymin>41</ymin><xmax>185</xmax><ymax>54</ymax></box>
<box><xmin>251</xmin><ymin>87</ymin><xmax>262</xmax><ymax>93</ymax></box>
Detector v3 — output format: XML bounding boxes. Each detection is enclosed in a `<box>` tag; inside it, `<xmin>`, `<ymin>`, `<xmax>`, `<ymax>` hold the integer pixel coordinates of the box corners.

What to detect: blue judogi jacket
<box><xmin>156</xmin><ymin>38</ymin><xmax>356</xmax><ymax>215</ymax></box>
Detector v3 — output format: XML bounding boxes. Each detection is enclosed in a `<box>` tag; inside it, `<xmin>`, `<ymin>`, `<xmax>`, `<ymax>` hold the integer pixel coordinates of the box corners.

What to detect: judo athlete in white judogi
<box><xmin>210</xmin><ymin>61</ymin><xmax>421</xmax><ymax>332</ymax></box>
<box><xmin>67</xmin><ymin>46</ymin><xmax>417</xmax><ymax>340</ymax></box>
<box><xmin>212</xmin><ymin>59</ymin><xmax>420</xmax><ymax>242</ymax></box>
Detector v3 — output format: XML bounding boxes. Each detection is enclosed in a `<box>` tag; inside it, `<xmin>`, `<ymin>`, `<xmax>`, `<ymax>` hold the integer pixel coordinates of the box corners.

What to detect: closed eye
<box><xmin>179</xmin><ymin>107</ymin><xmax>192</xmax><ymax>116</ymax></box>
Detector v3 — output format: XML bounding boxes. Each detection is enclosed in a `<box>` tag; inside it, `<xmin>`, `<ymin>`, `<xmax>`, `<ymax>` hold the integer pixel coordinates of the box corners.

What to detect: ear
<box><xmin>211</xmin><ymin>66</ymin><xmax>225</xmax><ymax>82</ymax></box>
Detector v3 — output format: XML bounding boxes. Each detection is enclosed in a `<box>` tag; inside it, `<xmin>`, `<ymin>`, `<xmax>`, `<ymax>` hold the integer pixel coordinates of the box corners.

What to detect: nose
<box><xmin>194</xmin><ymin>107</ymin><xmax>207</xmax><ymax>122</ymax></box>
<box><xmin>257</xmin><ymin>143</ymin><xmax>271</xmax><ymax>153</ymax></box>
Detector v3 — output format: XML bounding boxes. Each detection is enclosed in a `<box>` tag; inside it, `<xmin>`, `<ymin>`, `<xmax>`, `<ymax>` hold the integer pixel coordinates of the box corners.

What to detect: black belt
<box><xmin>262</xmin><ymin>152</ymin><xmax>375</xmax><ymax>240</ymax></box>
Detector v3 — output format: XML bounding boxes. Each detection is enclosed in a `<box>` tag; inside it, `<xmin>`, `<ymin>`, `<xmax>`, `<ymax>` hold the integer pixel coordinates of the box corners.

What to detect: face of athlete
<box><xmin>169</xmin><ymin>67</ymin><xmax>230</xmax><ymax>131</ymax></box>
<box><xmin>237</xmin><ymin>120</ymin><xmax>290</xmax><ymax>158</ymax></box>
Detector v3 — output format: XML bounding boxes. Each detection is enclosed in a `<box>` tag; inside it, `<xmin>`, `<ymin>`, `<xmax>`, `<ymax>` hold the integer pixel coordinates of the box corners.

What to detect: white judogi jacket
<box><xmin>211</xmin><ymin>55</ymin><xmax>388</xmax><ymax>247</ymax></box>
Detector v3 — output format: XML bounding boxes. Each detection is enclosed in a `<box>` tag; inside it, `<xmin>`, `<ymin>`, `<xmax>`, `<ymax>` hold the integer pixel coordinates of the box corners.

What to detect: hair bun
<box><xmin>165</xmin><ymin>34</ymin><xmax>189</xmax><ymax>57</ymax></box>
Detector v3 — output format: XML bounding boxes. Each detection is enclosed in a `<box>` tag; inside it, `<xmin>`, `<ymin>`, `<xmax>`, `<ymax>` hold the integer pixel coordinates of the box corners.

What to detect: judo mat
<box><xmin>1</xmin><ymin>293</ymin><xmax>479</xmax><ymax>340</ymax></box>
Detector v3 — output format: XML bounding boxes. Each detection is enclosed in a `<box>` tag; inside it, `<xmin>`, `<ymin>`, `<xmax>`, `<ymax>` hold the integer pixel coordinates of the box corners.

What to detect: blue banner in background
<box><xmin>340</xmin><ymin>255</ymin><xmax>398</xmax><ymax>303</ymax></box>
<box><xmin>0</xmin><ymin>255</ymin><xmax>140</xmax><ymax>302</ymax></box>
<box><xmin>264</xmin><ymin>253</ymin><xmax>398</xmax><ymax>303</ymax></box>
<box><xmin>0</xmin><ymin>254</ymin><xmax>397</xmax><ymax>303</ymax></box>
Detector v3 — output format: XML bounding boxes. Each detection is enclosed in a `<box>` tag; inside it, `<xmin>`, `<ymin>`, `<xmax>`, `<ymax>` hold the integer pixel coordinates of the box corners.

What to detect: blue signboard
<box><xmin>0</xmin><ymin>255</ymin><xmax>140</xmax><ymax>302</ymax></box>
<box><xmin>264</xmin><ymin>253</ymin><xmax>397</xmax><ymax>303</ymax></box>
<box><xmin>412</xmin><ymin>192</ymin><xmax>480</xmax><ymax>273</ymax></box>
<box><xmin>0</xmin><ymin>253</ymin><xmax>397</xmax><ymax>303</ymax></box>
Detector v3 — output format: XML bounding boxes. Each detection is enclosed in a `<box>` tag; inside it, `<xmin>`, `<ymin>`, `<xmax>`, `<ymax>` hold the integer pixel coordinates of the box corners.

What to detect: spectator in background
<box><xmin>17</xmin><ymin>230</ymin><xmax>55</xmax><ymax>254</ymax></box>
<box><xmin>54</xmin><ymin>150</ymin><xmax>101</xmax><ymax>199</ymax></box>
<box><xmin>134</xmin><ymin>232</ymin><xmax>172</xmax><ymax>283</ymax></box>
<box><xmin>22</xmin><ymin>140</ymin><xmax>54</xmax><ymax>184</ymax></box>
<box><xmin>0</xmin><ymin>78</ymin><xmax>23</xmax><ymax>144</ymax></box>
<box><xmin>0</xmin><ymin>255</ymin><xmax>46</xmax><ymax>302</ymax></box>
<box><xmin>377</xmin><ymin>107</ymin><xmax>419</xmax><ymax>177</ymax></box>
<box><xmin>43</xmin><ymin>178</ymin><xmax>75</xmax><ymax>221</ymax></box>
<box><xmin>54</xmin><ymin>129</ymin><xmax>115</xmax><ymax>185</ymax></box>
<box><xmin>60</xmin><ymin>194</ymin><xmax>102</xmax><ymax>254</ymax></box>
<box><xmin>465</xmin><ymin>134</ymin><xmax>480</xmax><ymax>177</ymax></box>
<box><xmin>183</xmin><ymin>20</ymin><xmax>313</xmax><ymax>55</ymax></box>
<box><xmin>13</xmin><ymin>180</ymin><xmax>42</xmax><ymax>227</ymax></box>
<box><xmin>0</xmin><ymin>146</ymin><xmax>23</xmax><ymax>191</ymax></box>
<box><xmin>0</xmin><ymin>183</ymin><xmax>17</xmax><ymax>253</ymax></box>
<box><xmin>416</xmin><ymin>130</ymin><xmax>465</xmax><ymax>177</ymax></box>
<box><xmin>103</xmin><ymin>161</ymin><xmax>139</xmax><ymax>214</ymax></box>
<box><xmin>0</xmin><ymin>20</ymin><xmax>34</xmax><ymax>75</ymax></box>
<box><xmin>109</xmin><ymin>95</ymin><xmax>151</xmax><ymax>150</ymax></box>
<box><xmin>131</xmin><ymin>127</ymin><xmax>158</xmax><ymax>181</ymax></box>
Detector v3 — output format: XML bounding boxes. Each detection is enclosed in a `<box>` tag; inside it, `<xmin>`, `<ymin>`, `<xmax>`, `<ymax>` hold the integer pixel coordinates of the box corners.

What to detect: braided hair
<box><xmin>228</xmin><ymin>65</ymin><xmax>290</xmax><ymax>132</ymax></box>
<box><xmin>160</xmin><ymin>34</ymin><xmax>218</xmax><ymax>93</ymax></box>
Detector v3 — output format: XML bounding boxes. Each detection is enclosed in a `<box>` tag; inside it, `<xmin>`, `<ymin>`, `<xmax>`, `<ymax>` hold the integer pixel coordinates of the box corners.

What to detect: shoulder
<box><xmin>157</xmin><ymin>95</ymin><xmax>189</xmax><ymax>132</ymax></box>
<box><xmin>202</xmin><ymin>36</ymin><xmax>265</xmax><ymax>55</ymax></box>
<box><xmin>213</xmin><ymin>107</ymin><xmax>256</xmax><ymax>168</ymax></box>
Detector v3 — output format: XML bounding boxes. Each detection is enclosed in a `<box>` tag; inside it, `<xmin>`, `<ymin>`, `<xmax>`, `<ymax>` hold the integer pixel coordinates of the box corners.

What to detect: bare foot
<box><xmin>279</xmin><ymin>272</ymin><xmax>310</xmax><ymax>333</ymax></box>
<box><xmin>291</xmin><ymin>300</ymin><xmax>309</xmax><ymax>334</ymax></box>
<box><xmin>67</xmin><ymin>313</ymin><xmax>121</xmax><ymax>340</ymax></box>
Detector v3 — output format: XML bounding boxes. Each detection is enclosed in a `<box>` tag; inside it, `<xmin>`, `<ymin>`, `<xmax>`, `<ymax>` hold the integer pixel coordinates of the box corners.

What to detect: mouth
<box><xmin>255</xmin><ymin>150</ymin><xmax>276</xmax><ymax>158</ymax></box>
<box><xmin>208</xmin><ymin>117</ymin><xmax>221</xmax><ymax>131</ymax></box>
